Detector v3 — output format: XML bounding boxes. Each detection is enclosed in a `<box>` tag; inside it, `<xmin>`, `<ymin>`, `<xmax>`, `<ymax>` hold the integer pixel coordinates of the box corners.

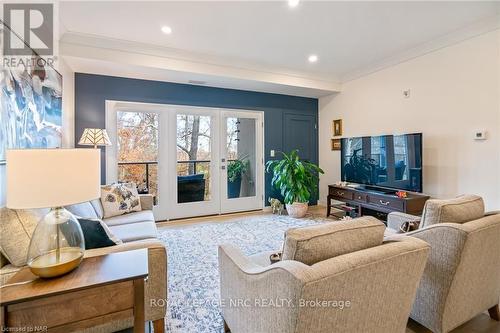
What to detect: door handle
<box><xmin>221</xmin><ymin>158</ymin><xmax>226</xmax><ymax>162</ymax></box>
<box><xmin>221</xmin><ymin>166</ymin><xmax>226</xmax><ymax>170</ymax></box>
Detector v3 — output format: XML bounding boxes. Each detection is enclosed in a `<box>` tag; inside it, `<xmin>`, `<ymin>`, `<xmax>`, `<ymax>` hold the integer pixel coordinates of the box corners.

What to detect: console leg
<box><xmin>489</xmin><ymin>304</ymin><xmax>500</xmax><ymax>321</ymax></box>
<box><xmin>326</xmin><ymin>195</ymin><xmax>332</xmax><ymax>217</ymax></box>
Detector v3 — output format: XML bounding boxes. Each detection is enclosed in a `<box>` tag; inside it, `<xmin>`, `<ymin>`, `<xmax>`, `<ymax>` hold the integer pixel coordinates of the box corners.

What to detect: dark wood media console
<box><xmin>327</xmin><ymin>184</ymin><xmax>430</xmax><ymax>220</ymax></box>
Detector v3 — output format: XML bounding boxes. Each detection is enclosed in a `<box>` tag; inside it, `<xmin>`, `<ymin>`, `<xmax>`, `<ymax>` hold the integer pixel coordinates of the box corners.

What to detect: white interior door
<box><xmin>220</xmin><ymin>111</ymin><xmax>264</xmax><ymax>213</ymax></box>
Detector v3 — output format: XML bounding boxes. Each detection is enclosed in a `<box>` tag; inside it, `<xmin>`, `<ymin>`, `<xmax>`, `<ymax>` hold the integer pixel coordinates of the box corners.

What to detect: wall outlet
<box><xmin>403</xmin><ymin>89</ymin><xmax>411</xmax><ymax>98</ymax></box>
<box><xmin>474</xmin><ymin>130</ymin><xmax>487</xmax><ymax>140</ymax></box>
<box><xmin>270</xmin><ymin>150</ymin><xmax>275</xmax><ymax>157</ymax></box>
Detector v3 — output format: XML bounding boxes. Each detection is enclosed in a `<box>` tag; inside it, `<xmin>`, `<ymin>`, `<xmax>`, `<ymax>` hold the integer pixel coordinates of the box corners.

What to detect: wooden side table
<box><xmin>0</xmin><ymin>249</ymin><xmax>148</xmax><ymax>333</ymax></box>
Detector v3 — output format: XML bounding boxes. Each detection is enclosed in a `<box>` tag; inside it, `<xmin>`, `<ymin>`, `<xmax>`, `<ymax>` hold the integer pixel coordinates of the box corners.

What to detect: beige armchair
<box><xmin>219</xmin><ymin>217</ymin><xmax>430</xmax><ymax>333</ymax></box>
<box><xmin>387</xmin><ymin>195</ymin><xmax>500</xmax><ymax>333</ymax></box>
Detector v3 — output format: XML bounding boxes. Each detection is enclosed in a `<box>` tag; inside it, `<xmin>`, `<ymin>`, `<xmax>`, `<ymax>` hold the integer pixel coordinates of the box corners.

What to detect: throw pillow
<box><xmin>76</xmin><ymin>218</ymin><xmax>122</xmax><ymax>249</ymax></box>
<box><xmin>100</xmin><ymin>183</ymin><xmax>142</xmax><ymax>218</ymax></box>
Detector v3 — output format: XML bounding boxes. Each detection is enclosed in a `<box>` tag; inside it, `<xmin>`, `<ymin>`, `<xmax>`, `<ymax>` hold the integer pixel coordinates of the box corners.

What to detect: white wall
<box><xmin>319</xmin><ymin>30</ymin><xmax>500</xmax><ymax>210</ymax></box>
<box><xmin>58</xmin><ymin>58</ymin><xmax>75</xmax><ymax>148</ymax></box>
<box><xmin>0</xmin><ymin>166</ymin><xmax>5</xmax><ymax>207</ymax></box>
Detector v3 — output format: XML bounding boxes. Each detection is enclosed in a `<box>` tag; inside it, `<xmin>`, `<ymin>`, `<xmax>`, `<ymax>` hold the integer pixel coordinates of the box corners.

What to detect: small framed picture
<box><xmin>331</xmin><ymin>138</ymin><xmax>341</xmax><ymax>151</ymax></box>
<box><xmin>333</xmin><ymin>119</ymin><xmax>343</xmax><ymax>136</ymax></box>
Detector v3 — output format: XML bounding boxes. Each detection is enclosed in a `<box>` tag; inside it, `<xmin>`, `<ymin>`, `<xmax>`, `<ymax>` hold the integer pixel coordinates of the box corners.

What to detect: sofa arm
<box><xmin>387</xmin><ymin>212</ymin><xmax>421</xmax><ymax>232</ymax></box>
<box><xmin>139</xmin><ymin>194</ymin><xmax>154</xmax><ymax>211</ymax></box>
<box><xmin>84</xmin><ymin>239</ymin><xmax>167</xmax><ymax>322</ymax></box>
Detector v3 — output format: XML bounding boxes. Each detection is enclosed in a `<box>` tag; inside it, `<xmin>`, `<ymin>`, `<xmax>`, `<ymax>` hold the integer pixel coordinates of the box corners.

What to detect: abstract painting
<box><xmin>0</xmin><ymin>26</ymin><xmax>62</xmax><ymax>163</ymax></box>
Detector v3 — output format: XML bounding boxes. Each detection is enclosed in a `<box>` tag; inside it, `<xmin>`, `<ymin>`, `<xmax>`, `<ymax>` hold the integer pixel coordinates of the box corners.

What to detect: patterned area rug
<box><xmin>157</xmin><ymin>212</ymin><xmax>332</xmax><ymax>333</ymax></box>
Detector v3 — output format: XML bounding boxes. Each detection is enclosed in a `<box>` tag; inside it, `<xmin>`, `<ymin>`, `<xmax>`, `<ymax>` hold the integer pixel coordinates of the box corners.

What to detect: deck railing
<box><xmin>117</xmin><ymin>160</ymin><xmax>211</xmax><ymax>195</ymax></box>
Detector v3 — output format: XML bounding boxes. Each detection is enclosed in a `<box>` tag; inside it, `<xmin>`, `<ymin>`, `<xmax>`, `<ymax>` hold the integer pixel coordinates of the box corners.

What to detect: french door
<box><xmin>106</xmin><ymin>101</ymin><xmax>263</xmax><ymax>221</ymax></box>
<box><xmin>220</xmin><ymin>111</ymin><xmax>263</xmax><ymax>214</ymax></box>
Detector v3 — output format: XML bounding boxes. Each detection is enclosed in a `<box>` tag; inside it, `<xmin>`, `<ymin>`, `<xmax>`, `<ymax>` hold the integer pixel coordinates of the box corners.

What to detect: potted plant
<box><xmin>227</xmin><ymin>157</ymin><xmax>249</xmax><ymax>198</ymax></box>
<box><xmin>265</xmin><ymin>150</ymin><xmax>324</xmax><ymax>218</ymax></box>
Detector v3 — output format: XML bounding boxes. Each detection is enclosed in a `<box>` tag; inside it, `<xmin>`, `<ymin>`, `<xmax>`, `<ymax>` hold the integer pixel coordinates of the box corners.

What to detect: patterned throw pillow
<box><xmin>100</xmin><ymin>183</ymin><xmax>142</xmax><ymax>218</ymax></box>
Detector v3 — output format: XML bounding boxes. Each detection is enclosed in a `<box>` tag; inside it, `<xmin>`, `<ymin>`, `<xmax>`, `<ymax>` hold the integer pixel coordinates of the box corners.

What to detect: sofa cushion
<box><xmin>65</xmin><ymin>201</ymin><xmax>98</xmax><ymax>219</ymax></box>
<box><xmin>103</xmin><ymin>210</ymin><xmax>155</xmax><ymax>227</ymax></box>
<box><xmin>421</xmin><ymin>195</ymin><xmax>485</xmax><ymax>228</ymax></box>
<box><xmin>282</xmin><ymin>216</ymin><xmax>386</xmax><ymax>265</ymax></box>
<box><xmin>100</xmin><ymin>183</ymin><xmax>142</xmax><ymax>218</ymax></box>
<box><xmin>109</xmin><ymin>222</ymin><xmax>158</xmax><ymax>242</ymax></box>
<box><xmin>90</xmin><ymin>199</ymin><xmax>104</xmax><ymax>219</ymax></box>
<box><xmin>0</xmin><ymin>208</ymin><xmax>48</xmax><ymax>267</ymax></box>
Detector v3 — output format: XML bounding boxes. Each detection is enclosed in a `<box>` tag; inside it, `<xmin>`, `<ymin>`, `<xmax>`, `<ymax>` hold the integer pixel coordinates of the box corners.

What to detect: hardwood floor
<box><xmin>407</xmin><ymin>314</ymin><xmax>500</xmax><ymax>333</ymax></box>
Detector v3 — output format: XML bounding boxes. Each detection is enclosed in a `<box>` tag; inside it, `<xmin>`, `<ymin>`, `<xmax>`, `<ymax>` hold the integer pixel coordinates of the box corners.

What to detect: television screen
<box><xmin>341</xmin><ymin>133</ymin><xmax>422</xmax><ymax>192</ymax></box>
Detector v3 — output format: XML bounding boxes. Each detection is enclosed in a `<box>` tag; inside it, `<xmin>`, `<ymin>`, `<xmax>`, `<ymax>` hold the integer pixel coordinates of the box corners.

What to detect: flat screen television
<box><xmin>341</xmin><ymin>133</ymin><xmax>423</xmax><ymax>193</ymax></box>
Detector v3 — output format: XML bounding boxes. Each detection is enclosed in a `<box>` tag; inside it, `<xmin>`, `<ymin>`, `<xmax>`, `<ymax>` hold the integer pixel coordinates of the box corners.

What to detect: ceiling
<box><xmin>59</xmin><ymin>1</ymin><xmax>500</xmax><ymax>96</ymax></box>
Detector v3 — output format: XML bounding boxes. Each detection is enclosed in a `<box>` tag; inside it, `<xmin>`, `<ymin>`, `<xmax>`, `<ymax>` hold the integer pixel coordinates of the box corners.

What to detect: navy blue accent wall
<box><xmin>74</xmin><ymin>73</ymin><xmax>318</xmax><ymax>205</ymax></box>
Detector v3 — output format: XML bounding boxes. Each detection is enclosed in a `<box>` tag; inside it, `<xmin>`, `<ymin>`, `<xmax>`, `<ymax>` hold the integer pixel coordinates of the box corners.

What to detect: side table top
<box><xmin>1</xmin><ymin>248</ymin><xmax>148</xmax><ymax>306</ymax></box>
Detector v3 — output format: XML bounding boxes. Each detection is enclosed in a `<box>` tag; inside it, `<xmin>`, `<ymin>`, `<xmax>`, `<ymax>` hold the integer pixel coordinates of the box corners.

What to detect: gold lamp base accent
<box><xmin>28</xmin><ymin>247</ymin><xmax>84</xmax><ymax>278</ymax></box>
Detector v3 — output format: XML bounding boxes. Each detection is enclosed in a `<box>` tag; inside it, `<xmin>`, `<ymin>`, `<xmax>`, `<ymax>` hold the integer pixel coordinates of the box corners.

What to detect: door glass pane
<box><xmin>176</xmin><ymin>114</ymin><xmax>212</xmax><ymax>203</ymax></box>
<box><xmin>226</xmin><ymin>117</ymin><xmax>256</xmax><ymax>199</ymax></box>
<box><xmin>117</xmin><ymin>111</ymin><xmax>159</xmax><ymax>204</ymax></box>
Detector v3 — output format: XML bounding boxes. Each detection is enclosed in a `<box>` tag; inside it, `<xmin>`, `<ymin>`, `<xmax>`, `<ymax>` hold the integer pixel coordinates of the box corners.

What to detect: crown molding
<box><xmin>60</xmin><ymin>31</ymin><xmax>340</xmax><ymax>87</ymax></box>
<box><xmin>340</xmin><ymin>14</ymin><xmax>500</xmax><ymax>83</ymax></box>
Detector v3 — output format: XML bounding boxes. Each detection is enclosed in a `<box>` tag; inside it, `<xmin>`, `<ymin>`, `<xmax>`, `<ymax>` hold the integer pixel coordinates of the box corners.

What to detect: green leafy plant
<box><xmin>227</xmin><ymin>157</ymin><xmax>249</xmax><ymax>182</ymax></box>
<box><xmin>265</xmin><ymin>150</ymin><xmax>324</xmax><ymax>204</ymax></box>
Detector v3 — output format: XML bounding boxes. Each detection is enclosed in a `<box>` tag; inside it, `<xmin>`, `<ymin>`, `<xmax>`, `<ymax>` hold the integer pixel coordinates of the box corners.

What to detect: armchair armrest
<box><xmin>218</xmin><ymin>244</ymin><xmax>307</xmax><ymax>333</ymax></box>
<box><xmin>139</xmin><ymin>194</ymin><xmax>154</xmax><ymax>211</ymax></box>
<box><xmin>400</xmin><ymin>224</ymin><xmax>468</xmax><ymax>330</ymax></box>
<box><xmin>387</xmin><ymin>212</ymin><xmax>421</xmax><ymax>232</ymax></box>
<box><xmin>219</xmin><ymin>244</ymin><xmax>277</xmax><ymax>274</ymax></box>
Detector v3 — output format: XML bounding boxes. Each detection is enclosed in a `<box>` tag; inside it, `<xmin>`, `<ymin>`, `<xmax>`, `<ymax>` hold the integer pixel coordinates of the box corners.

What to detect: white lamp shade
<box><xmin>6</xmin><ymin>149</ymin><xmax>101</xmax><ymax>209</ymax></box>
<box><xmin>78</xmin><ymin>128</ymin><xmax>111</xmax><ymax>146</ymax></box>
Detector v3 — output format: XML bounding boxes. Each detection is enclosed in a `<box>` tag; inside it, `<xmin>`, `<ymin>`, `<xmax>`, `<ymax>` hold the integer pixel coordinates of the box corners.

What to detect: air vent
<box><xmin>188</xmin><ymin>80</ymin><xmax>207</xmax><ymax>85</ymax></box>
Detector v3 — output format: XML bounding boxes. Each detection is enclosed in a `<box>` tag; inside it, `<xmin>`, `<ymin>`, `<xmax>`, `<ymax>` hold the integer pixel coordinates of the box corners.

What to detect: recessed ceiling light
<box><xmin>308</xmin><ymin>54</ymin><xmax>318</xmax><ymax>63</ymax></box>
<box><xmin>161</xmin><ymin>26</ymin><xmax>172</xmax><ymax>34</ymax></box>
<box><xmin>288</xmin><ymin>0</ymin><xmax>300</xmax><ymax>8</ymax></box>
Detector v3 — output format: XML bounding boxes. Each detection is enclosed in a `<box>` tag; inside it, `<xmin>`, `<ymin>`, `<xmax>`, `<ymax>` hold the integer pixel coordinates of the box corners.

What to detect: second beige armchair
<box><xmin>387</xmin><ymin>195</ymin><xmax>500</xmax><ymax>333</ymax></box>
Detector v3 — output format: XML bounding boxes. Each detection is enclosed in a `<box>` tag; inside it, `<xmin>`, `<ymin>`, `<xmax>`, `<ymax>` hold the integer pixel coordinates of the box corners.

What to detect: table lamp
<box><xmin>78</xmin><ymin>128</ymin><xmax>112</xmax><ymax>149</ymax></box>
<box><xmin>6</xmin><ymin>149</ymin><xmax>101</xmax><ymax>278</ymax></box>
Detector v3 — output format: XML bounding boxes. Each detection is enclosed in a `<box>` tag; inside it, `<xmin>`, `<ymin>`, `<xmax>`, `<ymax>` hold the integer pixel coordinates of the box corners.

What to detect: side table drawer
<box><xmin>6</xmin><ymin>281</ymin><xmax>134</xmax><ymax>329</ymax></box>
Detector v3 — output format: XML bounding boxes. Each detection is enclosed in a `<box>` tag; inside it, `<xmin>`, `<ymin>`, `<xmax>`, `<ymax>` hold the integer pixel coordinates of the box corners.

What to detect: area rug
<box><xmin>157</xmin><ymin>212</ymin><xmax>332</xmax><ymax>333</ymax></box>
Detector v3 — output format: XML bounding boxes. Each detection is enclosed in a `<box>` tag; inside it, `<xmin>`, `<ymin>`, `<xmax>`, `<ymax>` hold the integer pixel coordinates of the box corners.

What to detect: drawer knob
<box><xmin>379</xmin><ymin>200</ymin><xmax>390</xmax><ymax>206</ymax></box>
<box><xmin>337</xmin><ymin>191</ymin><xmax>344</xmax><ymax>196</ymax></box>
